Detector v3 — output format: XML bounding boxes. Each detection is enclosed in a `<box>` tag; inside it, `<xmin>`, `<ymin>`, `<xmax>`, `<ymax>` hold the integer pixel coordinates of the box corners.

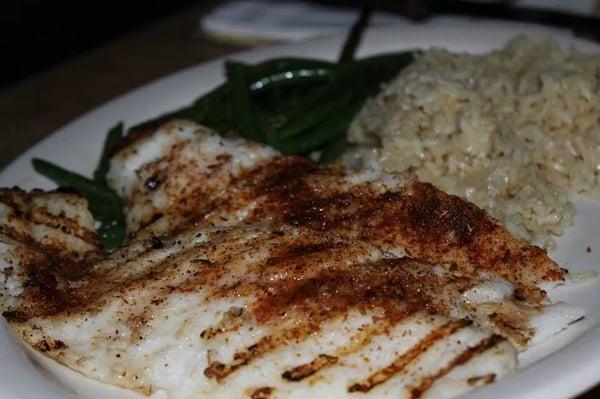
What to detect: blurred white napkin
<box><xmin>199</xmin><ymin>0</ymin><xmax>405</xmax><ymax>43</ymax></box>
<box><xmin>200</xmin><ymin>0</ymin><xmax>597</xmax><ymax>44</ymax></box>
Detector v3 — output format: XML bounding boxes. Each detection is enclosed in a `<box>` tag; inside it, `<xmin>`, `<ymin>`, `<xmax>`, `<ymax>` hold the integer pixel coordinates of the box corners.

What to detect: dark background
<box><xmin>1</xmin><ymin>0</ymin><xmax>197</xmax><ymax>88</ymax></box>
<box><xmin>3</xmin><ymin>0</ymin><xmax>599</xmax><ymax>89</ymax></box>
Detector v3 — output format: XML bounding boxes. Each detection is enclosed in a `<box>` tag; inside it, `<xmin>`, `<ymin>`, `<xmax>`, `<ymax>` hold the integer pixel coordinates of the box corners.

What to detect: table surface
<box><xmin>0</xmin><ymin>3</ymin><xmax>244</xmax><ymax>171</ymax></box>
<box><xmin>0</xmin><ymin>3</ymin><xmax>598</xmax><ymax>398</ymax></box>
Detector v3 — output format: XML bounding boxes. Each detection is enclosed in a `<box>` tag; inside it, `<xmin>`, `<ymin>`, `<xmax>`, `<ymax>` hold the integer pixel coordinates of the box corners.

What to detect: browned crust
<box><xmin>241</xmin><ymin>158</ymin><xmax>561</xmax><ymax>303</ymax></box>
<box><xmin>2</xmin><ymin>246</ymin><xmax>99</xmax><ymax>321</ymax></box>
<box><xmin>122</xmin><ymin>147</ymin><xmax>563</xmax><ymax>305</ymax></box>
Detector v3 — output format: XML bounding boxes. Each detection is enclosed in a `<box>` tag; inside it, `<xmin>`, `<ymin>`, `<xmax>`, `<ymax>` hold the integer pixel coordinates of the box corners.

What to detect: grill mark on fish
<box><xmin>249</xmin><ymin>386</ymin><xmax>274</xmax><ymax>399</ymax></box>
<box><xmin>0</xmin><ymin>223</ymin><xmax>32</xmax><ymax>247</ymax></box>
<box><xmin>200</xmin><ymin>307</ymin><xmax>246</xmax><ymax>340</ymax></box>
<box><xmin>282</xmin><ymin>354</ymin><xmax>339</xmax><ymax>382</ymax></box>
<box><xmin>347</xmin><ymin>319</ymin><xmax>470</xmax><ymax>393</ymax></box>
<box><xmin>29</xmin><ymin>208</ymin><xmax>99</xmax><ymax>245</ymax></box>
<box><xmin>200</xmin><ymin>244</ymin><xmax>436</xmax><ymax>382</ymax></box>
<box><xmin>248</xmin><ymin>156</ymin><xmax>331</xmax><ymax>196</ymax></box>
<box><xmin>204</xmin><ymin>321</ymin><xmax>322</xmax><ymax>381</ymax></box>
<box><xmin>467</xmin><ymin>373</ymin><xmax>496</xmax><ymax>386</ymax></box>
<box><xmin>408</xmin><ymin>335</ymin><xmax>505</xmax><ymax>398</ymax></box>
<box><xmin>281</xmin><ymin>317</ymin><xmax>400</xmax><ymax>382</ymax></box>
<box><xmin>0</xmin><ymin>189</ymin><xmax>100</xmax><ymax>249</ymax></box>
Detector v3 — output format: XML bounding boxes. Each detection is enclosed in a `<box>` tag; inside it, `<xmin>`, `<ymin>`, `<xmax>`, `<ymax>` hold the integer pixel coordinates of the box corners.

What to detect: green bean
<box><xmin>319</xmin><ymin>136</ymin><xmax>348</xmax><ymax>163</ymax></box>
<box><xmin>228</xmin><ymin>62</ymin><xmax>262</xmax><ymax>142</ymax></box>
<box><xmin>275</xmin><ymin>124</ymin><xmax>344</xmax><ymax>154</ymax></box>
<box><xmin>189</xmin><ymin>82</ymin><xmax>231</xmax><ymax>114</ymax></box>
<box><xmin>276</xmin><ymin>91</ymin><xmax>349</xmax><ymax>140</ymax></box>
<box><xmin>33</xmin><ymin>159</ymin><xmax>121</xmax><ymax>207</ymax></box>
<box><xmin>355</xmin><ymin>53</ymin><xmax>415</xmax><ymax>80</ymax></box>
<box><xmin>125</xmin><ymin>50</ymin><xmax>415</xmax><ymax>166</ymax></box>
<box><xmin>94</xmin><ymin>122</ymin><xmax>123</xmax><ymax>184</ymax></box>
<box><xmin>275</xmin><ymin>99</ymin><xmax>361</xmax><ymax>154</ymax></box>
<box><xmin>232</xmin><ymin>58</ymin><xmax>335</xmax><ymax>81</ymax></box>
<box><xmin>259</xmin><ymin>108</ymin><xmax>283</xmax><ymax>149</ymax></box>
<box><xmin>97</xmin><ymin>219</ymin><xmax>126</xmax><ymax>251</ymax></box>
<box><xmin>272</xmin><ymin>54</ymin><xmax>404</xmax><ymax>141</ymax></box>
<box><xmin>250</xmin><ymin>68</ymin><xmax>331</xmax><ymax>92</ymax></box>
<box><xmin>129</xmin><ymin>58</ymin><xmax>338</xmax><ymax>137</ymax></box>
<box><xmin>338</xmin><ymin>6</ymin><xmax>372</xmax><ymax>63</ymax></box>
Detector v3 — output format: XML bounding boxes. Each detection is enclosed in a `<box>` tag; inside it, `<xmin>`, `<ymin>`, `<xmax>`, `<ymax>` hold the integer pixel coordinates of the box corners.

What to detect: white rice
<box><xmin>347</xmin><ymin>36</ymin><xmax>600</xmax><ymax>249</ymax></box>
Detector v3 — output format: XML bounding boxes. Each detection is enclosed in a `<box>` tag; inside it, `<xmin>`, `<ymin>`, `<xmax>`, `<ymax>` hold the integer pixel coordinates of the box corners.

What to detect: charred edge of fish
<box><xmin>347</xmin><ymin>319</ymin><xmax>470</xmax><ymax>393</ymax></box>
<box><xmin>2</xmin><ymin>310</ymin><xmax>31</xmax><ymax>323</ymax></box>
<box><xmin>144</xmin><ymin>175</ymin><xmax>161</xmax><ymax>191</ymax></box>
<box><xmin>149</xmin><ymin>236</ymin><xmax>164</xmax><ymax>249</ymax></box>
<box><xmin>33</xmin><ymin>339</ymin><xmax>67</xmax><ymax>352</ymax></box>
<box><xmin>409</xmin><ymin>334</ymin><xmax>505</xmax><ymax>399</ymax></box>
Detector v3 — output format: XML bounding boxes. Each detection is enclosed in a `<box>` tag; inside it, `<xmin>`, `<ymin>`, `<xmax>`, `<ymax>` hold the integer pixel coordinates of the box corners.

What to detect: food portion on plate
<box><xmin>0</xmin><ymin>192</ymin><xmax>519</xmax><ymax>398</ymax></box>
<box><xmin>0</xmin><ymin>117</ymin><xmax>585</xmax><ymax>398</ymax></box>
<box><xmin>107</xmin><ymin>120</ymin><xmax>582</xmax><ymax>348</ymax></box>
<box><xmin>0</xmin><ymin>17</ymin><xmax>598</xmax><ymax>399</ymax></box>
<box><xmin>348</xmin><ymin>36</ymin><xmax>600</xmax><ymax>249</ymax></box>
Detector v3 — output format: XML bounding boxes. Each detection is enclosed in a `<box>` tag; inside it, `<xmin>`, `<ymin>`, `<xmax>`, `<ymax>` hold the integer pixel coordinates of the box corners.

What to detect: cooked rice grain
<box><xmin>347</xmin><ymin>36</ymin><xmax>600</xmax><ymax>248</ymax></box>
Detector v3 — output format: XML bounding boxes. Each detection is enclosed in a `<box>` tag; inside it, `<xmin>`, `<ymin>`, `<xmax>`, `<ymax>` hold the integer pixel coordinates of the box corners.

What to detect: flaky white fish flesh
<box><xmin>0</xmin><ymin>190</ymin><xmax>516</xmax><ymax>398</ymax></box>
<box><xmin>107</xmin><ymin>120</ymin><xmax>584</xmax><ymax>349</ymax></box>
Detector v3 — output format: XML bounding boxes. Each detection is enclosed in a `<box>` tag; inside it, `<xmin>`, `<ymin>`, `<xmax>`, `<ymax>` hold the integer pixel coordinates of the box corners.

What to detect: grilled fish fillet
<box><xmin>106</xmin><ymin>120</ymin><xmax>583</xmax><ymax>348</ymax></box>
<box><xmin>0</xmin><ymin>190</ymin><xmax>517</xmax><ymax>398</ymax></box>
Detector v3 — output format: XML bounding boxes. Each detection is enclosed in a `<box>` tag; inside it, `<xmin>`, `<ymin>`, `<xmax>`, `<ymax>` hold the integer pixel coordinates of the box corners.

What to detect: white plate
<box><xmin>1</xmin><ymin>20</ymin><xmax>600</xmax><ymax>399</ymax></box>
